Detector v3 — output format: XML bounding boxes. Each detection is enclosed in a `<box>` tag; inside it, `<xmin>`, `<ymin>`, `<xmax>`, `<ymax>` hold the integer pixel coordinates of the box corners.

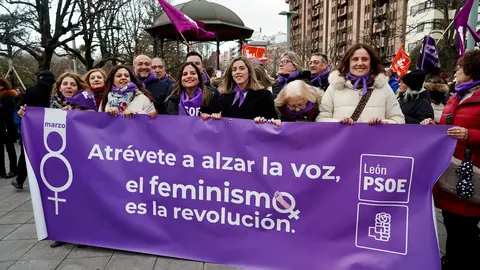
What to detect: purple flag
<box><xmin>64</xmin><ymin>90</ymin><xmax>97</xmax><ymax>110</ymax></box>
<box><xmin>454</xmin><ymin>0</ymin><xmax>480</xmax><ymax>58</ymax></box>
<box><xmin>158</xmin><ymin>0</ymin><xmax>216</xmax><ymax>40</ymax></box>
<box><xmin>23</xmin><ymin>108</ymin><xmax>455</xmax><ymax>270</ymax></box>
<box><xmin>416</xmin><ymin>35</ymin><xmax>441</xmax><ymax>75</ymax></box>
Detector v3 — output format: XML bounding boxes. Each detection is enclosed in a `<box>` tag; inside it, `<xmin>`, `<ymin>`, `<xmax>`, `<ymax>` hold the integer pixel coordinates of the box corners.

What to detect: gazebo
<box><xmin>145</xmin><ymin>0</ymin><xmax>254</xmax><ymax>69</ymax></box>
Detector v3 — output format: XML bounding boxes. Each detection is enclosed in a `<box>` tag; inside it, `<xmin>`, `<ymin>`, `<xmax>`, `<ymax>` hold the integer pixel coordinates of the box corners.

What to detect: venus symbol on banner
<box><xmin>40</xmin><ymin>109</ymin><xmax>73</xmax><ymax>215</ymax></box>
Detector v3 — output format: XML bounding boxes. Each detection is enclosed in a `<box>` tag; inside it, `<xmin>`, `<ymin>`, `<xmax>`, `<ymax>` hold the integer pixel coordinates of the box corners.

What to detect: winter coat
<box><xmin>221</xmin><ymin>89</ymin><xmax>277</xmax><ymax>120</ymax></box>
<box><xmin>434</xmin><ymin>86</ymin><xmax>480</xmax><ymax>217</ymax></box>
<box><xmin>388</xmin><ymin>74</ymin><xmax>399</xmax><ymax>93</ymax></box>
<box><xmin>20</xmin><ymin>77</ymin><xmax>55</xmax><ymax>108</ymax></box>
<box><xmin>397</xmin><ymin>89</ymin><xmax>434</xmax><ymax>124</ymax></box>
<box><xmin>316</xmin><ymin>70</ymin><xmax>405</xmax><ymax>124</ymax></box>
<box><xmin>272</xmin><ymin>70</ymin><xmax>312</xmax><ymax>99</ymax></box>
<box><xmin>425</xmin><ymin>81</ymin><xmax>449</xmax><ymax>122</ymax></box>
<box><xmin>0</xmin><ymin>89</ymin><xmax>17</xmax><ymax>144</ymax></box>
<box><xmin>145</xmin><ymin>79</ymin><xmax>171</xmax><ymax>114</ymax></box>
<box><xmin>101</xmin><ymin>90</ymin><xmax>155</xmax><ymax>114</ymax></box>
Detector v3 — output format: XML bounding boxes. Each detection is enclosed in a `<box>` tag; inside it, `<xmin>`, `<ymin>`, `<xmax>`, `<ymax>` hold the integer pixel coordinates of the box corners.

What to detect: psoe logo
<box><xmin>44</xmin><ymin>122</ymin><xmax>66</xmax><ymax>128</ymax></box>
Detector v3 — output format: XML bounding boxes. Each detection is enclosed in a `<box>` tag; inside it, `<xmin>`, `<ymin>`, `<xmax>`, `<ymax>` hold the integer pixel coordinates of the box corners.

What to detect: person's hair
<box><xmin>185</xmin><ymin>51</ymin><xmax>203</xmax><ymax>61</ymax></box>
<box><xmin>100</xmin><ymin>65</ymin><xmax>155</xmax><ymax>112</ymax></box>
<box><xmin>275</xmin><ymin>80</ymin><xmax>320</xmax><ymax>107</ymax></box>
<box><xmin>253</xmin><ymin>64</ymin><xmax>273</xmax><ymax>88</ymax></box>
<box><xmin>385</xmin><ymin>68</ymin><xmax>393</xmax><ymax>77</ymax></box>
<box><xmin>169</xmin><ymin>62</ymin><xmax>212</xmax><ymax>106</ymax></box>
<box><xmin>397</xmin><ymin>87</ymin><xmax>426</xmax><ymax>102</ymax></box>
<box><xmin>205</xmin><ymin>66</ymin><xmax>216</xmax><ymax>78</ymax></box>
<box><xmin>221</xmin><ymin>56</ymin><xmax>263</xmax><ymax>94</ymax></box>
<box><xmin>311</xmin><ymin>52</ymin><xmax>328</xmax><ymax>63</ymax></box>
<box><xmin>0</xmin><ymin>77</ymin><xmax>12</xmax><ymax>90</ymax></box>
<box><xmin>51</xmin><ymin>72</ymin><xmax>89</xmax><ymax>98</ymax></box>
<box><xmin>152</xmin><ymin>57</ymin><xmax>165</xmax><ymax>65</ymax></box>
<box><xmin>457</xmin><ymin>50</ymin><xmax>480</xmax><ymax>81</ymax></box>
<box><xmin>83</xmin><ymin>69</ymin><xmax>107</xmax><ymax>88</ymax></box>
<box><xmin>280</xmin><ymin>51</ymin><xmax>305</xmax><ymax>71</ymax></box>
<box><xmin>336</xmin><ymin>44</ymin><xmax>384</xmax><ymax>76</ymax></box>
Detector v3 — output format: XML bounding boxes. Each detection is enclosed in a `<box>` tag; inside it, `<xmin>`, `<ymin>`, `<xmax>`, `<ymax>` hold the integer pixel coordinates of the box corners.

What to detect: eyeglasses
<box><xmin>286</xmin><ymin>102</ymin><xmax>307</xmax><ymax>110</ymax></box>
<box><xmin>308</xmin><ymin>60</ymin><xmax>321</xmax><ymax>65</ymax></box>
<box><xmin>278</xmin><ymin>60</ymin><xmax>292</xmax><ymax>66</ymax></box>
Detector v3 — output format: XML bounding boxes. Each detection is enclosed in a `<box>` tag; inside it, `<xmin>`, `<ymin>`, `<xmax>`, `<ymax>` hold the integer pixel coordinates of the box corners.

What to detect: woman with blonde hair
<box><xmin>272</xmin><ymin>51</ymin><xmax>312</xmax><ymax>99</ymax></box>
<box><xmin>83</xmin><ymin>68</ymin><xmax>107</xmax><ymax>108</ymax></box>
<box><xmin>275</xmin><ymin>80</ymin><xmax>323</xmax><ymax>122</ymax></box>
<box><xmin>317</xmin><ymin>44</ymin><xmax>404</xmax><ymax>125</ymax></box>
<box><xmin>213</xmin><ymin>56</ymin><xmax>278</xmax><ymax>125</ymax></box>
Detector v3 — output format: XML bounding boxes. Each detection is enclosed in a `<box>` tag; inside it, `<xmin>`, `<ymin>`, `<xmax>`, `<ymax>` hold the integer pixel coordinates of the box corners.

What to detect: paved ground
<box><xmin>0</xmin><ymin>144</ymin><xmax>447</xmax><ymax>270</ymax></box>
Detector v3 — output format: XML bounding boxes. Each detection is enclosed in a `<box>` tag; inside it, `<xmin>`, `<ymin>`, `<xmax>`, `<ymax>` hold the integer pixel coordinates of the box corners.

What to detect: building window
<box><xmin>410</xmin><ymin>1</ymin><xmax>434</xmax><ymax>16</ymax></box>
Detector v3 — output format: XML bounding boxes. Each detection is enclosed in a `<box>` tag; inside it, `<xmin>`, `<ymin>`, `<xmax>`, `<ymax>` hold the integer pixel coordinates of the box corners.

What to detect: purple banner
<box><xmin>23</xmin><ymin>108</ymin><xmax>456</xmax><ymax>270</ymax></box>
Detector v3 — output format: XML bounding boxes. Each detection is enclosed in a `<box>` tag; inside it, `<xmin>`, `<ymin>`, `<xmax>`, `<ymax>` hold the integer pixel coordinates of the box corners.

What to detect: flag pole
<box><xmin>436</xmin><ymin>20</ymin><xmax>455</xmax><ymax>45</ymax></box>
<box><xmin>178</xmin><ymin>32</ymin><xmax>192</xmax><ymax>51</ymax></box>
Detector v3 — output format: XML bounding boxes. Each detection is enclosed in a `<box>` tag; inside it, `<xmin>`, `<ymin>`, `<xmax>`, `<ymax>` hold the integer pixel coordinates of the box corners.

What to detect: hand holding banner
<box><xmin>23</xmin><ymin>108</ymin><xmax>455</xmax><ymax>270</ymax></box>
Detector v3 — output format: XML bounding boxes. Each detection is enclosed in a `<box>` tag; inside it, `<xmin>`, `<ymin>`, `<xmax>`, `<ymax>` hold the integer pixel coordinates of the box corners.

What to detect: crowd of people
<box><xmin>1</xmin><ymin>43</ymin><xmax>480</xmax><ymax>269</ymax></box>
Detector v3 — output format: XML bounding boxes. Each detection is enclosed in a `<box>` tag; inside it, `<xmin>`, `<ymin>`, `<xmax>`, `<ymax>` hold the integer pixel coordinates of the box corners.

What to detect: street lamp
<box><xmin>279</xmin><ymin>10</ymin><xmax>298</xmax><ymax>51</ymax></box>
<box><xmin>71</xmin><ymin>27</ymin><xmax>81</xmax><ymax>73</ymax></box>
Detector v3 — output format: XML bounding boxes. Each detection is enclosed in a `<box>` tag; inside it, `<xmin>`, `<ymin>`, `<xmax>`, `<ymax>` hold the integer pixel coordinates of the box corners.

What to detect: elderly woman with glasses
<box><xmin>272</xmin><ymin>51</ymin><xmax>312</xmax><ymax>99</ymax></box>
<box><xmin>275</xmin><ymin>80</ymin><xmax>323</xmax><ymax>122</ymax></box>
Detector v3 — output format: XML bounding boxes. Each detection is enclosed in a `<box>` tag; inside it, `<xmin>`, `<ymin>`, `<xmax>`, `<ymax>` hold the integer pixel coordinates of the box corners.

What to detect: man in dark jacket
<box><xmin>133</xmin><ymin>55</ymin><xmax>171</xmax><ymax>115</ymax></box>
<box><xmin>12</xmin><ymin>71</ymin><xmax>55</xmax><ymax>189</ymax></box>
<box><xmin>309</xmin><ymin>53</ymin><xmax>330</xmax><ymax>91</ymax></box>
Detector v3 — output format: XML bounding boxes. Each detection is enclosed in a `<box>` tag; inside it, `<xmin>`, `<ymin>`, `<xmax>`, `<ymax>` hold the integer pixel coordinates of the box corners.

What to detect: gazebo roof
<box><xmin>145</xmin><ymin>0</ymin><xmax>254</xmax><ymax>42</ymax></box>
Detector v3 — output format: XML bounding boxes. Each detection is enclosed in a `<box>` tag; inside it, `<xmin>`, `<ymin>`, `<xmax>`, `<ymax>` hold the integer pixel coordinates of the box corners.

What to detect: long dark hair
<box><xmin>101</xmin><ymin>65</ymin><xmax>155</xmax><ymax>112</ymax></box>
<box><xmin>336</xmin><ymin>44</ymin><xmax>384</xmax><ymax>77</ymax></box>
<box><xmin>169</xmin><ymin>62</ymin><xmax>212</xmax><ymax>106</ymax></box>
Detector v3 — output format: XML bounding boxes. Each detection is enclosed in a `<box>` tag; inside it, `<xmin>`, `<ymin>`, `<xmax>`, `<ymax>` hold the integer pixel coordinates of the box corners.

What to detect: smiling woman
<box><xmin>316</xmin><ymin>44</ymin><xmax>405</xmax><ymax>125</ymax></box>
<box><xmin>100</xmin><ymin>65</ymin><xmax>156</xmax><ymax>118</ymax></box>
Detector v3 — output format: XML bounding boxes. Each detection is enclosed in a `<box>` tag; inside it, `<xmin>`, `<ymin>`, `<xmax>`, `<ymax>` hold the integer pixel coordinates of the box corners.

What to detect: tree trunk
<box><xmin>39</xmin><ymin>49</ymin><xmax>54</xmax><ymax>71</ymax></box>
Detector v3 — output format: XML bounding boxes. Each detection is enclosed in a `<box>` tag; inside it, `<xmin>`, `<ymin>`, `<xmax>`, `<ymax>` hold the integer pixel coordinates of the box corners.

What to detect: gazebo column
<box><xmin>216</xmin><ymin>36</ymin><xmax>220</xmax><ymax>70</ymax></box>
<box><xmin>160</xmin><ymin>38</ymin><xmax>164</xmax><ymax>59</ymax></box>
<box><xmin>153</xmin><ymin>37</ymin><xmax>158</xmax><ymax>57</ymax></box>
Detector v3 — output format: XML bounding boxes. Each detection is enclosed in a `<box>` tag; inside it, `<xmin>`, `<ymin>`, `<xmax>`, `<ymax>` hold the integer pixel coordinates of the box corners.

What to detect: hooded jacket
<box><xmin>397</xmin><ymin>88</ymin><xmax>434</xmax><ymax>124</ymax></box>
<box><xmin>316</xmin><ymin>70</ymin><xmax>405</xmax><ymax>124</ymax></box>
<box><xmin>424</xmin><ymin>81</ymin><xmax>449</xmax><ymax>122</ymax></box>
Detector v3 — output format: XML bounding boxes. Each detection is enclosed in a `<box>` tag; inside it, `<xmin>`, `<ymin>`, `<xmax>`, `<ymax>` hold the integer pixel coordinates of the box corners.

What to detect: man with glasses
<box><xmin>309</xmin><ymin>53</ymin><xmax>330</xmax><ymax>91</ymax></box>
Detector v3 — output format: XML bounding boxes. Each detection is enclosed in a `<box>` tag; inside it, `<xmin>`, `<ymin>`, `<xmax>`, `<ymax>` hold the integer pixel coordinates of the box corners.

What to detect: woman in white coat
<box><xmin>316</xmin><ymin>44</ymin><xmax>405</xmax><ymax>125</ymax></box>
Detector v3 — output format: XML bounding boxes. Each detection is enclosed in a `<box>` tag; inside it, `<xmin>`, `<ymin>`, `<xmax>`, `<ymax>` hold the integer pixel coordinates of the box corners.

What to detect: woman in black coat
<box><xmin>165</xmin><ymin>62</ymin><xmax>221</xmax><ymax>117</ymax></box>
<box><xmin>211</xmin><ymin>56</ymin><xmax>279</xmax><ymax>126</ymax></box>
<box><xmin>271</xmin><ymin>51</ymin><xmax>312</xmax><ymax>99</ymax></box>
<box><xmin>0</xmin><ymin>77</ymin><xmax>18</xmax><ymax>179</ymax></box>
<box><xmin>397</xmin><ymin>70</ymin><xmax>434</xmax><ymax>124</ymax></box>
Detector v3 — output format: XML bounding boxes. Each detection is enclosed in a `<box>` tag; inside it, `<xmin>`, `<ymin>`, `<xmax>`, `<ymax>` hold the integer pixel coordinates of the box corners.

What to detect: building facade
<box><xmin>286</xmin><ymin>0</ymin><xmax>408</xmax><ymax>65</ymax></box>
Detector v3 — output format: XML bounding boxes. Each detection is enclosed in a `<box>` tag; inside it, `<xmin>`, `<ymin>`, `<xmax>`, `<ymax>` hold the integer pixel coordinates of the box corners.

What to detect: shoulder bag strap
<box><xmin>351</xmin><ymin>89</ymin><xmax>373</xmax><ymax>122</ymax></box>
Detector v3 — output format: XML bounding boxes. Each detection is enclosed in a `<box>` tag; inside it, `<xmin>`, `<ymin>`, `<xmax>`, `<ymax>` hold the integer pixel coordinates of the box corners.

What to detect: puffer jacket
<box><xmin>316</xmin><ymin>70</ymin><xmax>405</xmax><ymax>124</ymax></box>
<box><xmin>434</xmin><ymin>86</ymin><xmax>480</xmax><ymax>217</ymax></box>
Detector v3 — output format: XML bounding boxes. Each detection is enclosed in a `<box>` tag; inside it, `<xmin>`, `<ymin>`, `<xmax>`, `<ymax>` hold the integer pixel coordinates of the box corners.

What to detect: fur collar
<box><xmin>0</xmin><ymin>89</ymin><xmax>17</xmax><ymax>100</ymax></box>
<box><xmin>328</xmin><ymin>70</ymin><xmax>388</xmax><ymax>90</ymax></box>
<box><xmin>424</xmin><ymin>82</ymin><xmax>449</xmax><ymax>93</ymax></box>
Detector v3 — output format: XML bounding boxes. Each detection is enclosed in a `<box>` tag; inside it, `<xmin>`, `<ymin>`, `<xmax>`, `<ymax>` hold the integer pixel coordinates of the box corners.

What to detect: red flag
<box><xmin>391</xmin><ymin>45</ymin><xmax>411</xmax><ymax>77</ymax></box>
<box><xmin>242</xmin><ymin>44</ymin><xmax>266</xmax><ymax>60</ymax></box>
<box><xmin>157</xmin><ymin>0</ymin><xmax>215</xmax><ymax>40</ymax></box>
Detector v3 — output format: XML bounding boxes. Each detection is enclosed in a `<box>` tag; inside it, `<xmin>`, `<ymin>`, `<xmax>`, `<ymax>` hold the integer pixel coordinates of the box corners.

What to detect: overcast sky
<box><xmin>173</xmin><ymin>0</ymin><xmax>290</xmax><ymax>51</ymax></box>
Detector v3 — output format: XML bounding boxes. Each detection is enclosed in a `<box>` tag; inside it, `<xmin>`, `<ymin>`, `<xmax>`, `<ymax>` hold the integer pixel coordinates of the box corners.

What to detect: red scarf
<box><xmin>90</xmin><ymin>87</ymin><xmax>105</xmax><ymax>108</ymax></box>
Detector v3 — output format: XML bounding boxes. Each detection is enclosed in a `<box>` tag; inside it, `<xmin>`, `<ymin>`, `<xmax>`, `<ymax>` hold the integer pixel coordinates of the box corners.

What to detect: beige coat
<box><xmin>100</xmin><ymin>90</ymin><xmax>155</xmax><ymax>114</ymax></box>
<box><xmin>316</xmin><ymin>70</ymin><xmax>405</xmax><ymax>124</ymax></box>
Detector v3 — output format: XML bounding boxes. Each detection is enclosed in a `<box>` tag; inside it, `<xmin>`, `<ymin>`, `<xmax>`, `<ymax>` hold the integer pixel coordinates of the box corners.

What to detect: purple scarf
<box><xmin>179</xmin><ymin>87</ymin><xmax>203</xmax><ymax>116</ymax></box>
<box><xmin>284</xmin><ymin>102</ymin><xmax>315</xmax><ymax>118</ymax></box>
<box><xmin>455</xmin><ymin>80</ymin><xmax>480</xmax><ymax>100</ymax></box>
<box><xmin>138</xmin><ymin>72</ymin><xmax>157</xmax><ymax>86</ymax></box>
<box><xmin>232</xmin><ymin>84</ymin><xmax>248</xmax><ymax>107</ymax></box>
<box><xmin>64</xmin><ymin>89</ymin><xmax>97</xmax><ymax>110</ymax></box>
<box><xmin>111</xmin><ymin>82</ymin><xmax>137</xmax><ymax>97</ymax></box>
<box><xmin>345</xmin><ymin>72</ymin><xmax>373</xmax><ymax>96</ymax></box>
<box><xmin>201</xmin><ymin>72</ymin><xmax>210</xmax><ymax>85</ymax></box>
<box><xmin>276</xmin><ymin>71</ymin><xmax>300</xmax><ymax>87</ymax></box>
<box><xmin>108</xmin><ymin>82</ymin><xmax>137</xmax><ymax>112</ymax></box>
<box><xmin>159</xmin><ymin>74</ymin><xmax>169</xmax><ymax>83</ymax></box>
<box><xmin>311</xmin><ymin>68</ymin><xmax>330</xmax><ymax>88</ymax></box>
